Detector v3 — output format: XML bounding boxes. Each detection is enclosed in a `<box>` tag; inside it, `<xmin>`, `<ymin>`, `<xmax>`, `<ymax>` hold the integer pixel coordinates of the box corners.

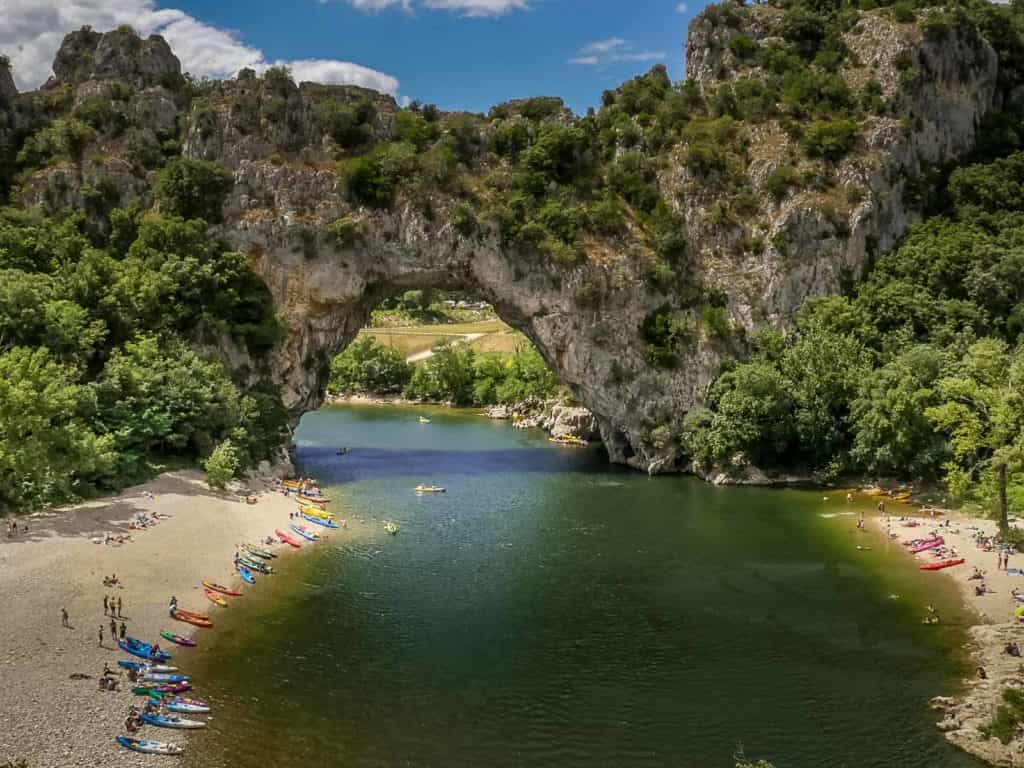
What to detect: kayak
<box><xmin>132</xmin><ymin>682</ymin><xmax>191</xmax><ymax>695</ymax></box>
<box><xmin>142</xmin><ymin>672</ymin><xmax>189</xmax><ymax>683</ymax></box>
<box><xmin>299</xmin><ymin>506</ymin><xmax>335</xmax><ymax>521</ymax></box>
<box><xmin>119</xmin><ymin>660</ymin><xmax>178</xmax><ymax>673</ymax></box>
<box><xmin>298</xmin><ymin>493</ymin><xmax>329</xmax><ymax>508</ymax></box>
<box><xmin>171</xmin><ymin>609</ymin><xmax>213</xmax><ymax>628</ymax></box>
<box><xmin>116</xmin><ymin>736</ymin><xmax>184</xmax><ymax>756</ymax></box>
<box><xmin>204</xmin><ymin>589</ymin><xmax>227</xmax><ymax>607</ymax></box>
<box><xmin>160</xmin><ymin>630</ymin><xmax>196</xmax><ymax>647</ymax></box>
<box><xmin>237</xmin><ymin>564</ymin><xmax>256</xmax><ymax>584</ymax></box>
<box><xmin>910</xmin><ymin>537</ymin><xmax>944</xmax><ymax>554</ymax></box>
<box><xmin>140</xmin><ymin>713</ymin><xmax>207</xmax><ymax>730</ymax></box>
<box><xmin>290</xmin><ymin>523</ymin><xmax>320</xmax><ymax>542</ymax></box>
<box><xmin>275</xmin><ymin>529</ymin><xmax>302</xmax><ymax>548</ymax></box>
<box><xmin>920</xmin><ymin>558</ymin><xmax>965</xmax><ymax>571</ymax></box>
<box><xmin>301</xmin><ymin>512</ymin><xmax>338</xmax><ymax>529</ymax></box>
<box><xmin>239</xmin><ymin>556</ymin><xmax>273</xmax><ymax>574</ymax></box>
<box><xmin>202</xmin><ymin>581</ymin><xmax>242</xmax><ymax>597</ymax></box>
<box><xmin>119</xmin><ymin>637</ymin><xmax>171</xmax><ymax>662</ymax></box>
<box><xmin>243</xmin><ymin>545</ymin><xmax>275</xmax><ymax>560</ymax></box>
<box><xmin>152</xmin><ymin>696</ymin><xmax>211</xmax><ymax>714</ymax></box>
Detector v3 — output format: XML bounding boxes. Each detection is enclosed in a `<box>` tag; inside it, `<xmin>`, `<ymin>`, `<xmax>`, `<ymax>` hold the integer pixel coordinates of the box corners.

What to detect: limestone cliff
<box><xmin>0</xmin><ymin>7</ymin><xmax>1006</xmax><ymax>474</ymax></box>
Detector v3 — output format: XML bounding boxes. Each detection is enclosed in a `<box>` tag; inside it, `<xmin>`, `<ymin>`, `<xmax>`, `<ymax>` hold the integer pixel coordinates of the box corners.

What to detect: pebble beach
<box><xmin>0</xmin><ymin>470</ymin><xmax>307</xmax><ymax>767</ymax></box>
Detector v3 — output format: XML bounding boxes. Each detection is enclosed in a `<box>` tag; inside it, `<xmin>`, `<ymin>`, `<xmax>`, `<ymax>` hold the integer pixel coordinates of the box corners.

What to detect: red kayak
<box><xmin>276</xmin><ymin>529</ymin><xmax>302</xmax><ymax>548</ymax></box>
<box><xmin>920</xmin><ymin>558</ymin><xmax>965</xmax><ymax>571</ymax></box>
<box><xmin>202</xmin><ymin>580</ymin><xmax>242</xmax><ymax>597</ymax></box>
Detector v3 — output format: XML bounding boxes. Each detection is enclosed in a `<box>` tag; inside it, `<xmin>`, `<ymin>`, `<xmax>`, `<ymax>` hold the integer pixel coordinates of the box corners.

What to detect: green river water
<box><xmin>185</xmin><ymin>404</ymin><xmax>981</xmax><ymax>768</ymax></box>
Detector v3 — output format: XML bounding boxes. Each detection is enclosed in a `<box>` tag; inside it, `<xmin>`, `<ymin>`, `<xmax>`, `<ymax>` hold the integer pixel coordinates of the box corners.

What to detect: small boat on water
<box><xmin>116</xmin><ymin>736</ymin><xmax>183</xmax><ymax>756</ymax></box>
<box><xmin>140</xmin><ymin>713</ymin><xmax>207</xmax><ymax>730</ymax></box>
<box><xmin>119</xmin><ymin>637</ymin><xmax>172</xmax><ymax>662</ymax></box>
<box><xmin>237</xmin><ymin>564</ymin><xmax>256</xmax><ymax>584</ymax></box>
<box><xmin>419</xmin><ymin>416</ymin><xmax>431</xmax><ymax>423</ymax></box>
<box><xmin>275</xmin><ymin>529</ymin><xmax>302</xmax><ymax>548</ymax></box>
<box><xmin>920</xmin><ymin>558</ymin><xmax>965</xmax><ymax>571</ymax></box>
<box><xmin>172</xmin><ymin>609</ymin><xmax>213</xmax><ymax>628</ymax></box>
<box><xmin>415</xmin><ymin>485</ymin><xmax>446</xmax><ymax>494</ymax></box>
<box><xmin>385</xmin><ymin>522</ymin><xmax>399</xmax><ymax>535</ymax></box>
<box><xmin>301</xmin><ymin>511</ymin><xmax>338</xmax><ymax>529</ymax></box>
<box><xmin>160</xmin><ymin>630</ymin><xmax>196</xmax><ymax>647</ymax></box>
<box><xmin>204</xmin><ymin>589</ymin><xmax>228</xmax><ymax>607</ymax></box>
<box><xmin>202</xmin><ymin>581</ymin><xmax>242</xmax><ymax>597</ymax></box>
<box><xmin>290</xmin><ymin>523</ymin><xmax>320</xmax><ymax>542</ymax></box>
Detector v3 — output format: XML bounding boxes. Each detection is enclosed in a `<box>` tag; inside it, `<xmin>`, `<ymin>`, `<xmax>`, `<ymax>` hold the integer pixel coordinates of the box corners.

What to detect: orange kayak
<box><xmin>172</xmin><ymin>609</ymin><xmax>213</xmax><ymax>628</ymax></box>
<box><xmin>204</xmin><ymin>589</ymin><xmax>227</xmax><ymax>607</ymax></box>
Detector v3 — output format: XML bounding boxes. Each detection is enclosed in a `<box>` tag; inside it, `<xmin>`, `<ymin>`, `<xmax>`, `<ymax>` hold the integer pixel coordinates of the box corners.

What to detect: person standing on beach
<box><xmin>103</xmin><ymin>595</ymin><xmax>108</xmax><ymax>615</ymax></box>
<box><xmin>120</xmin><ymin>622</ymin><xmax>126</xmax><ymax>640</ymax></box>
<box><xmin>117</xmin><ymin>597</ymin><xmax>123</xmax><ymax>617</ymax></box>
<box><xmin>61</xmin><ymin>608</ymin><xmax>69</xmax><ymax>628</ymax></box>
<box><xmin>109</xmin><ymin>618</ymin><xmax>117</xmax><ymax>641</ymax></box>
<box><xmin>98</xmin><ymin>625</ymin><xmax>104</xmax><ymax>647</ymax></box>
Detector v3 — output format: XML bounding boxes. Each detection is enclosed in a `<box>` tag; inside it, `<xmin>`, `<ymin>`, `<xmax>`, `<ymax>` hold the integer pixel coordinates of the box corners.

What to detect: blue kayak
<box><xmin>237</xmin><ymin>564</ymin><xmax>255</xmax><ymax>584</ymax></box>
<box><xmin>290</xmin><ymin>523</ymin><xmax>319</xmax><ymax>542</ymax></box>
<box><xmin>301</xmin><ymin>512</ymin><xmax>338</xmax><ymax>529</ymax></box>
<box><xmin>119</xmin><ymin>637</ymin><xmax>171</xmax><ymax>662</ymax></box>
<box><xmin>140</xmin><ymin>713</ymin><xmax>207</xmax><ymax>729</ymax></box>
<box><xmin>116</xmin><ymin>736</ymin><xmax>183</xmax><ymax>755</ymax></box>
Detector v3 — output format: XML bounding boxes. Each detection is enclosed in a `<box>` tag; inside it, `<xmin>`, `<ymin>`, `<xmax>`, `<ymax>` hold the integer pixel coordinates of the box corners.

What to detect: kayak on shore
<box><xmin>160</xmin><ymin>630</ymin><xmax>196</xmax><ymax>647</ymax></box>
<box><xmin>301</xmin><ymin>511</ymin><xmax>339</xmax><ymax>529</ymax></box>
<box><xmin>204</xmin><ymin>588</ymin><xmax>228</xmax><ymax>607</ymax></box>
<box><xmin>202</xmin><ymin>580</ymin><xmax>242</xmax><ymax>597</ymax></box>
<box><xmin>172</xmin><ymin>609</ymin><xmax>213</xmax><ymax>628</ymax></box>
<box><xmin>133</xmin><ymin>683</ymin><xmax>191</xmax><ymax>696</ymax></box>
<box><xmin>239</xmin><ymin>556</ymin><xmax>273</xmax><ymax>574</ymax></box>
<box><xmin>290</xmin><ymin>523</ymin><xmax>320</xmax><ymax>542</ymax></box>
<box><xmin>118</xmin><ymin>660</ymin><xmax>178</xmax><ymax>673</ymax></box>
<box><xmin>920</xmin><ymin>558</ymin><xmax>965</xmax><ymax>571</ymax></box>
<box><xmin>119</xmin><ymin>637</ymin><xmax>171</xmax><ymax>662</ymax></box>
<box><xmin>116</xmin><ymin>736</ymin><xmax>183</xmax><ymax>755</ymax></box>
<box><xmin>238</xmin><ymin>564</ymin><xmax>256</xmax><ymax>584</ymax></box>
<box><xmin>275</xmin><ymin>528</ymin><xmax>302</xmax><ymax>547</ymax></box>
<box><xmin>140</xmin><ymin>713</ymin><xmax>207</xmax><ymax>729</ymax></box>
<box><xmin>154</xmin><ymin>695</ymin><xmax>211</xmax><ymax>714</ymax></box>
<box><xmin>243</xmin><ymin>544</ymin><xmax>275</xmax><ymax>560</ymax></box>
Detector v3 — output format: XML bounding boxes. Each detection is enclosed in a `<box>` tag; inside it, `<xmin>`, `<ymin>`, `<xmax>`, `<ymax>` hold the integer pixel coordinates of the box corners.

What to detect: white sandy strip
<box><xmin>0</xmin><ymin>470</ymin><xmax>307</xmax><ymax>767</ymax></box>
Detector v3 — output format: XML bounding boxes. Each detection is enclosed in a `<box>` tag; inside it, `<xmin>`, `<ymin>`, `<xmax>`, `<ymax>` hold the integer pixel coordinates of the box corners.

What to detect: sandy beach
<box><xmin>0</xmin><ymin>470</ymin><xmax>314</xmax><ymax>767</ymax></box>
<box><xmin>870</xmin><ymin>507</ymin><xmax>1024</xmax><ymax>764</ymax></box>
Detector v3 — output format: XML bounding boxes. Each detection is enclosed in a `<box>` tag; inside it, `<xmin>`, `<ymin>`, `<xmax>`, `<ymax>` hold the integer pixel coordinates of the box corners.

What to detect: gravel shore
<box><xmin>0</xmin><ymin>470</ymin><xmax>309</xmax><ymax>767</ymax></box>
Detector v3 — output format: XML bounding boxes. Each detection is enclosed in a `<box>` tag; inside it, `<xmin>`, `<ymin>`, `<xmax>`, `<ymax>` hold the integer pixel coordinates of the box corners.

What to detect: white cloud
<box><xmin>676</xmin><ymin>2</ymin><xmax>688</xmax><ymax>13</ymax></box>
<box><xmin>582</xmin><ymin>37</ymin><xmax>625</xmax><ymax>54</ymax></box>
<box><xmin>334</xmin><ymin>0</ymin><xmax>530</xmax><ymax>15</ymax></box>
<box><xmin>1</xmin><ymin>0</ymin><xmax>399</xmax><ymax>96</ymax></box>
<box><xmin>569</xmin><ymin>38</ymin><xmax>666</xmax><ymax>68</ymax></box>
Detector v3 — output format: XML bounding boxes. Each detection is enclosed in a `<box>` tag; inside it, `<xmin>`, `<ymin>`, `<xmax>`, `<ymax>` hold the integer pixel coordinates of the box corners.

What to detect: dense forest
<box><xmin>3</xmin><ymin>0</ymin><xmax>1024</xmax><ymax>517</ymax></box>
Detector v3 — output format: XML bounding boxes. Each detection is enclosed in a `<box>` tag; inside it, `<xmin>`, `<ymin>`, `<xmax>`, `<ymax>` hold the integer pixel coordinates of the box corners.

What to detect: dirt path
<box><xmin>405</xmin><ymin>332</ymin><xmax>486</xmax><ymax>363</ymax></box>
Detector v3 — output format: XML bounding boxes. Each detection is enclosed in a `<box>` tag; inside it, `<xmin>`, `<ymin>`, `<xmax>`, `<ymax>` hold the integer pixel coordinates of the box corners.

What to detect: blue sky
<box><xmin>167</xmin><ymin>0</ymin><xmax>697</xmax><ymax>113</ymax></box>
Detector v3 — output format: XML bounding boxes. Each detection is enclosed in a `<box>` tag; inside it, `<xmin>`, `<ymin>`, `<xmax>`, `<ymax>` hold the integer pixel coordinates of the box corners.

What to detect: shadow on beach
<box><xmin>2</xmin><ymin>469</ymin><xmax>236</xmax><ymax>545</ymax></box>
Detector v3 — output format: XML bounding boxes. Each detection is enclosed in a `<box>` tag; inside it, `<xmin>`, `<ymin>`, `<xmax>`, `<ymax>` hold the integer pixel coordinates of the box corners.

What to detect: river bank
<box><xmin>870</xmin><ymin>510</ymin><xmax>1024</xmax><ymax>765</ymax></box>
<box><xmin>0</xmin><ymin>470</ymin><xmax>317</xmax><ymax>767</ymax></box>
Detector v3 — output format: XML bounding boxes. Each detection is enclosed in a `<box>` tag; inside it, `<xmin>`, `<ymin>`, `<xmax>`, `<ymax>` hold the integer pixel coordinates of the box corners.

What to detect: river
<box><xmin>187</xmin><ymin>404</ymin><xmax>981</xmax><ymax>768</ymax></box>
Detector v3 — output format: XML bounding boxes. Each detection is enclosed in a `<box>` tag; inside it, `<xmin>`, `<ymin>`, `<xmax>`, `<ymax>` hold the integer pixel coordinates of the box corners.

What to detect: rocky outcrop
<box><xmin>0</xmin><ymin>12</ymin><xmax>1007</xmax><ymax>474</ymax></box>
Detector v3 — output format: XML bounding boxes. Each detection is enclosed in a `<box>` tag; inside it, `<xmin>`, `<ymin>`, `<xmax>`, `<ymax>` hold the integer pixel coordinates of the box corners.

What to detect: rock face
<box><xmin>0</xmin><ymin>12</ymin><xmax>1006</xmax><ymax>474</ymax></box>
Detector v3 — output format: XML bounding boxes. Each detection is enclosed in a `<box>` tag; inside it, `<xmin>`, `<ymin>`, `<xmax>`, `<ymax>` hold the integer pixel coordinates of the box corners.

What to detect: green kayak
<box><xmin>239</xmin><ymin>556</ymin><xmax>273</xmax><ymax>574</ymax></box>
<box><xmin>243</xmin><ymin>545</ymin><xmax>275</xmax><ymax>560</ymax></box>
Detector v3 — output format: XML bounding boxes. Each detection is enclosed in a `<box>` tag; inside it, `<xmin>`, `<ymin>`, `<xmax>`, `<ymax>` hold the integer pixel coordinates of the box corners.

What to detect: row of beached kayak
<box><xmin>116</xmin><ymin>485</ymin><xmax>337</xmax><ymax>756</ymax></box>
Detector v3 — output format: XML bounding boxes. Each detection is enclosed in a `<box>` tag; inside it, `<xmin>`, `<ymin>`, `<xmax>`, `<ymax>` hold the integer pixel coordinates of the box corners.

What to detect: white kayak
<box><xmin>117</xmin><ymin>736</ymin><xmax>184</xmax><ymax>755</ymax></box>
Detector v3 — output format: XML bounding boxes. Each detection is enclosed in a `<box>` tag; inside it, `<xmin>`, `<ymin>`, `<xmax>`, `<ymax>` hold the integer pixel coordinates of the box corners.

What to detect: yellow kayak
<box><xmin>299</xmin><ymin>506</ymin><xmax>336</xmax><ymax>520</ymax></box>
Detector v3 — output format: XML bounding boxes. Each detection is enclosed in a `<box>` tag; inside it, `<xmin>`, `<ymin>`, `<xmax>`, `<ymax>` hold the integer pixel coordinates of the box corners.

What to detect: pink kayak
<box><xmin>910</xmin><ymin>537</ymin><xmax>944</xmax><ymax>554</ymax></box>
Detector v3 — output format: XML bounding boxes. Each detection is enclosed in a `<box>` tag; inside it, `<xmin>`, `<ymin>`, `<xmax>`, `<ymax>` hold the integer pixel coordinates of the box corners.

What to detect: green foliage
<box><xmin>317</xmin><ymin>98</ymin><xmax>375</xmax><ymax>150</ymax></box>
<box><xmin>802</xmin><ymin>119</ymin><xmax>859</xmax><ymax>161</ymax></box>
<box><xmin>16</xmin><ymin>119</ymin><xmax>96</xmax><ymax>168</ymax></box>
<box><xmin>204</xmin><ymin>439</ymin><xmax>241</xmax><ymax>489</ymax></box>
<box><xmin>326</xmin><ymin>215</ymin><xmax>365</xmax><ymax>246</ymax></box>
<box><xmin>340</xmin><ymin>141</ymin><xmax>418</xmax><ymax>209</ymax></box>
<box><xmin>764</xmin><ymin>165</ymin><xmax>801</xmax><ymax>199</ymax></box>
<box><xmin>404</xmin><ymin>341</ymin><xmax>478</xmax><ymax>405</ymax></box>
<box><xmin>641</xmin><ymin>306</ymin><xmax>693</xmax><ymax>367</ymax></box>
<box><xmin>329</xmin><ymin>336</ymin><xmax>412</xmax><ymax>394</ymax></box>
<box><xmin>983</xmin><ymin>688</ymin><xmax>1024</xmax><ymax>744</ymax></box>
<box><xmin>394</xmin><ymin>110</ymin><xmax>441</xmax><ymax>151</ymax></box>
<box><xmin>727</xmin><ymin>34</ymin><xmax>759</xmax><ymax>59</ymax></box>
<box><xmin>154</xmin><ymin>158</ymin><xmax>234</xmax><ymax>223</ymax></box>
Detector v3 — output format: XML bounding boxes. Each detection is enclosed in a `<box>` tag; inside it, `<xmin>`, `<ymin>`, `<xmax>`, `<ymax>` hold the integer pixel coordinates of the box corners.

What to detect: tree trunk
<box><xmin>999</xmin><ymin>462</ymin><xmax>1009</xmax><ymax>535</ymax></box>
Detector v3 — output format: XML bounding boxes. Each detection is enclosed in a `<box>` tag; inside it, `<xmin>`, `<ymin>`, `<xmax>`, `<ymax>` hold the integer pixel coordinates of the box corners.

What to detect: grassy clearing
<box><xmin>362</xmin><ymin>319</ymin><xmax>516</xmax><ymax>359</ymax></box>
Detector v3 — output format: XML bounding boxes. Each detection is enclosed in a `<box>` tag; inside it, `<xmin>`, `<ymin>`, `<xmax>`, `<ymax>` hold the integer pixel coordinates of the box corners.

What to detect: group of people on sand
<box><xmin>124</xmin><ymin>696</ymin><xmax>167</xmax><ymax>732</ymax></box>
<box><xmin>5</xmin><ymin>518</ymin><xmax>27</xmax><ymax>537</ymax></box>
<box><xmin>103</xmin><ymin>532</ymin><xmax>132</xmax><ymax>546</ymax></box>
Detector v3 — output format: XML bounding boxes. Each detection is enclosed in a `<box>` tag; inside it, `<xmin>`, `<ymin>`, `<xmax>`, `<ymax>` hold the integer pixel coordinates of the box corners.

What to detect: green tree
<box><xmin>329</xmin><ymin>336</ymin><xmax>412</xmax><ymax>394</ymax></box>
<box><xmin>154</xmin><ymin>158</ymin><xmax>234</xmax><ymax>223</ymax></box>
<box><xmin>927</xmin><ymin>339</ymin><xmax>1024</xmax><ymax>531</ymax></box>
<box><xmin>404</xmin><ymin>341</ymin><xmax>477</xmax><ymax>404</ymax></box>
<box><xmin>0</xmin><ymin>347</ymin><xmax>114</xmax><ymax>512</ymax></box>
<box><xmin>204</xmin><ymin>439</ymin><xmax>240</xmax><ymax>490</ymax></box>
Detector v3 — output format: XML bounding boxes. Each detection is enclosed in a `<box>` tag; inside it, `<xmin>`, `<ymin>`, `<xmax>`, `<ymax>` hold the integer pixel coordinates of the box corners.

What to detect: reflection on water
<box><xmin>186</xmin><ymin>404</ymin><xmax>981</xmax><ymax>768</ymax></box>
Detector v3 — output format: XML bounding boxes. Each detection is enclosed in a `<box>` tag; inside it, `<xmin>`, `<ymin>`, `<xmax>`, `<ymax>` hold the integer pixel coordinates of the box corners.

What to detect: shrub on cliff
<box><xmin>154</xmin><ymin>158</ymin><xmax>233</xmax><ymax>223</ymax></box>
<box><xmin>801</xmin><ymin>119</ymin><xmax>858</xmax><ymax>161</ymax></box>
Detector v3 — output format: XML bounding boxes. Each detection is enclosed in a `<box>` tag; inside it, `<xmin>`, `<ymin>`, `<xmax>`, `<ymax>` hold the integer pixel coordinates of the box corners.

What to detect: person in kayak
<box><xmin>150</xmin><ymin>643</ymin><xmax>162</xmax><ymax>660</ymax></box>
